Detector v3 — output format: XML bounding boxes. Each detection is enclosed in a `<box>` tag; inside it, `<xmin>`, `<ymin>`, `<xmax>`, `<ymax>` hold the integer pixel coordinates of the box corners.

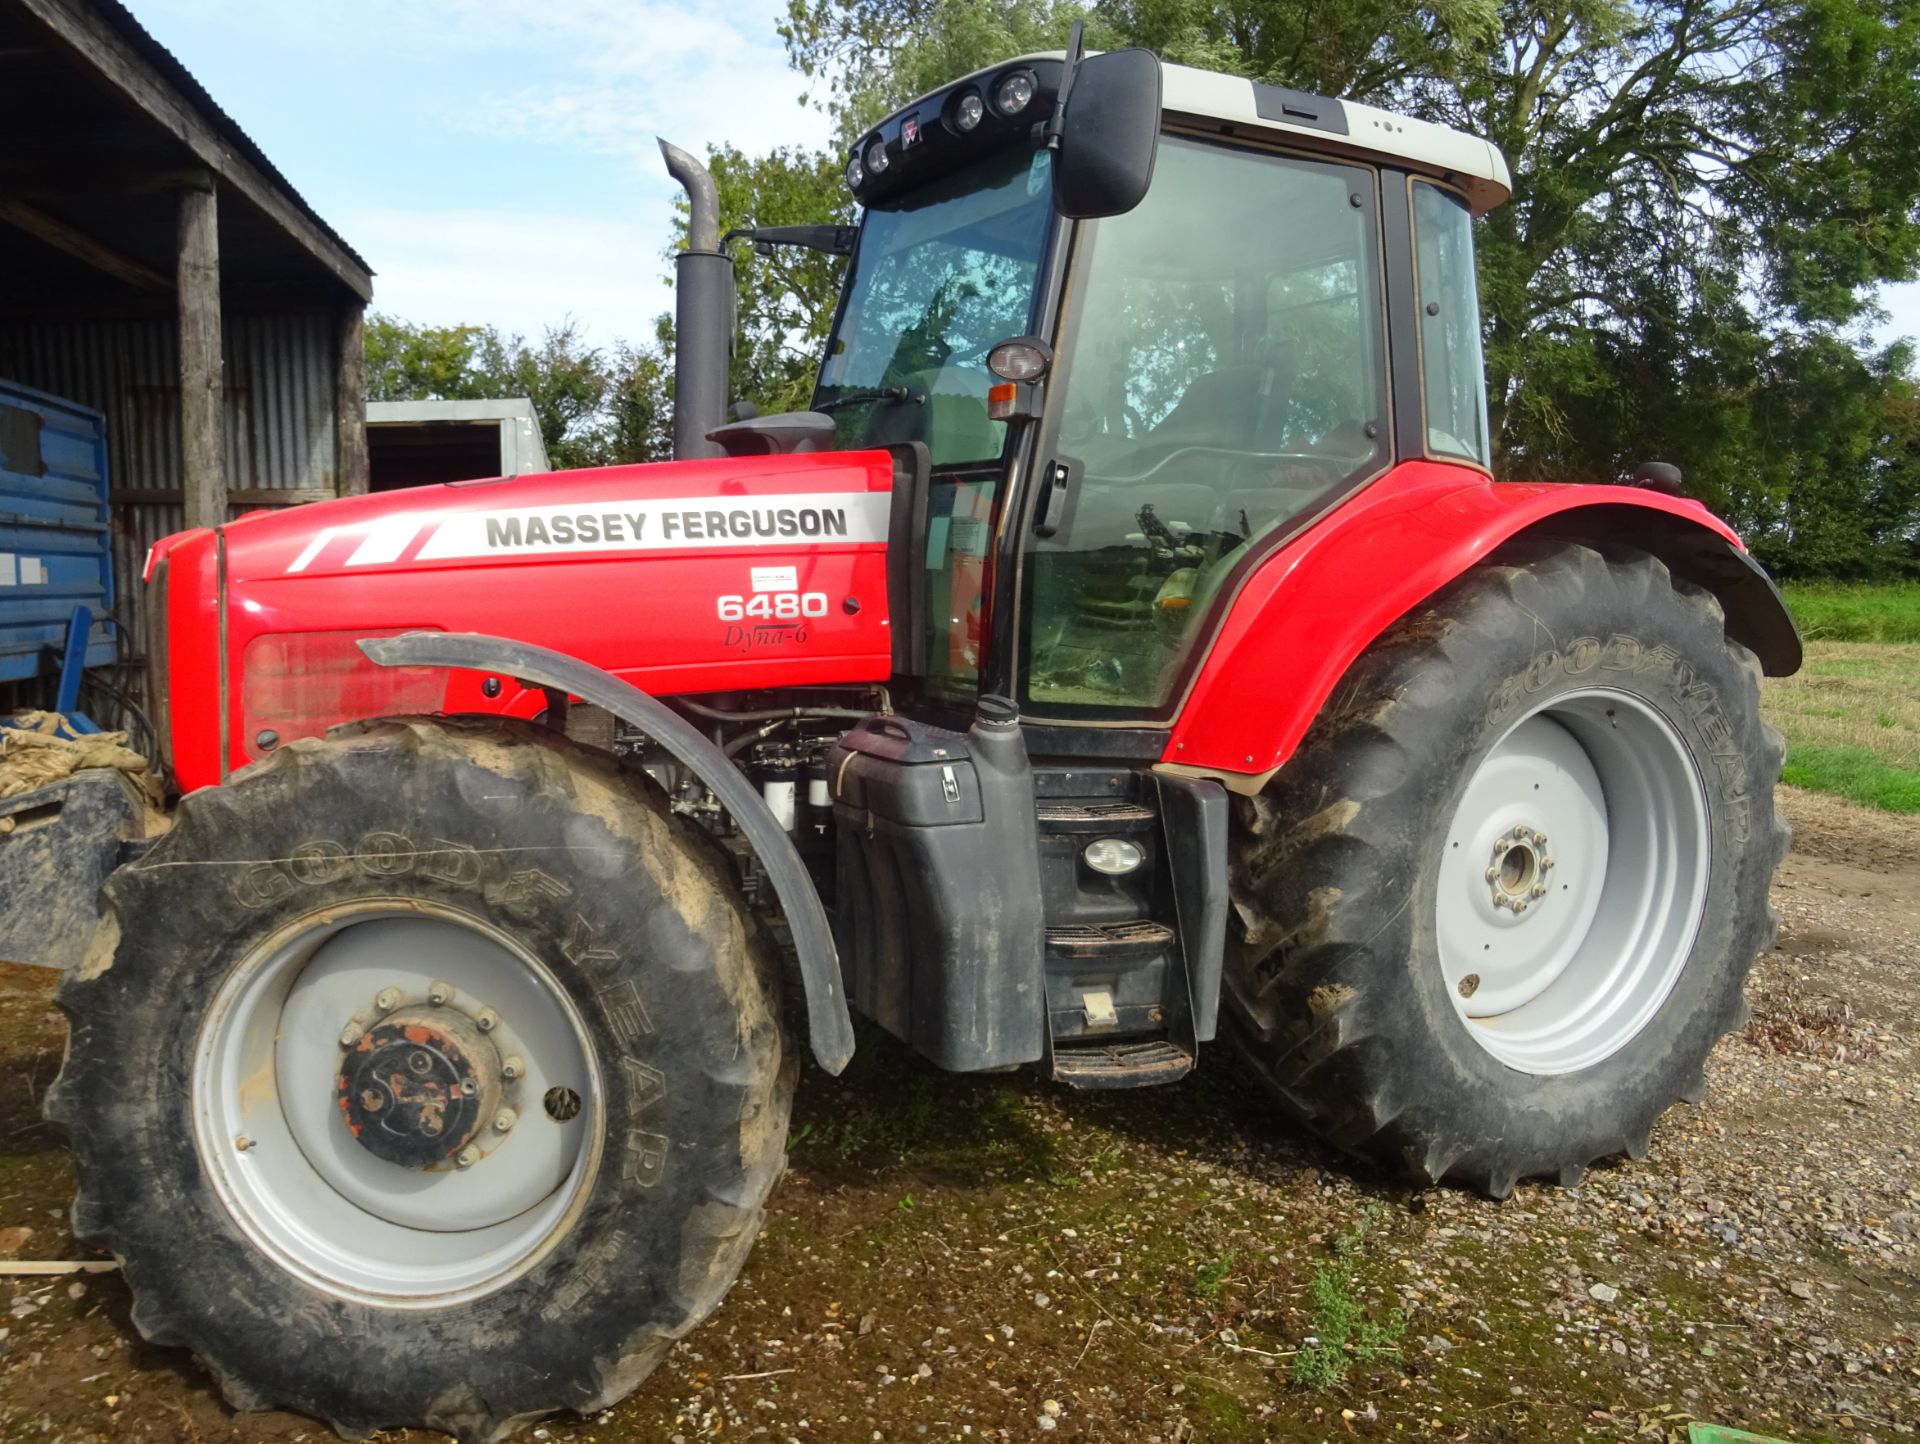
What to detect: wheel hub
<box><xmin>1485</xmin><ymin>824</ymin><xmax>1554</xmax><ymax>914</ymax></box>
<box><xmin>337</xmin><ymin>1008</ymin><xmax>501</xmax><ymax>1167</ymax></box>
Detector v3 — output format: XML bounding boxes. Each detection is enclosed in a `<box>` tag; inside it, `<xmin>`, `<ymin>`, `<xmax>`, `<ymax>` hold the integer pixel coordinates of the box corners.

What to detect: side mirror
<box><xmin>1051</xmin><ymin>48</ymin><xmax>1163</xmax><ymax>220</ymax></box>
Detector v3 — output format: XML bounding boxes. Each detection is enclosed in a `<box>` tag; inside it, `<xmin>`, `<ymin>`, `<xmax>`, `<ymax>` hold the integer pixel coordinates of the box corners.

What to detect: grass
<box><xmin>1761</xmin><ymin>640</ymin><xmax>1920</xmax><ymax>813</ymax></box>
<box><xmin>1289</xmin><ymin>1203</ymin><xmax>1405</xmax><ymax>1391</ymax></box>
<box><xmin>1779</xmin><ymin>582</ymin><xmax>1920</xmax><ymax>643</ymax></box>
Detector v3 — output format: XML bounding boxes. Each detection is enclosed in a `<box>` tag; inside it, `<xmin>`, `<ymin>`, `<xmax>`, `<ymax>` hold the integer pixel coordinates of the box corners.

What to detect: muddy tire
<box><xmin>1225</xmin><ymin>543</ymin><xmax>1788</xmax><ymax>1197</ymax></box>
<box><xmin>47</xmin><ymin>717</ymin><xmax>792</xmax><ymax>1441</ymax></box>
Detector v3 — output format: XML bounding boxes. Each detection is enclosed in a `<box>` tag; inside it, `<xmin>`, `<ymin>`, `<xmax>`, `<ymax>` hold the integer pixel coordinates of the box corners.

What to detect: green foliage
<box><xmin>1289</xmin><ymin>1203</ymin><xmax>1405</xmax><ymax>1390</ymax></box>
<box><xmin>1783</xmin><ymin>584</ymin><xmax>1920</xmax><ymax>642</ymax></box>
<box><xmin>703</xmin><ymin>145</ymin><xmax>855</xmax><ymax>416</ymax></box>
<box><xmin>1781</xmin><ymin>744</ymin><xmax>1920</xmax><ymax>812</ymax></box>
<box><xmin>1192</xmin><ymin>1253</ymin><xmax>1234</xmax><ymax>1297</ymax></box>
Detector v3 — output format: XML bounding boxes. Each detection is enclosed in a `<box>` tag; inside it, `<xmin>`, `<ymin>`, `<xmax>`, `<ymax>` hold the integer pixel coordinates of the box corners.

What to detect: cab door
<box><xmin>1015</xmin><ymin>134</ymin><xmax>1392</xmax><ymax>721</ymax></box>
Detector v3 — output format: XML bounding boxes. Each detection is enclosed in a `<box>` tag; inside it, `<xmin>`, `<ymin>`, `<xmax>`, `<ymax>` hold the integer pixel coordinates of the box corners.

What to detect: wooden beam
<box><xmin>177</xmin><ymin>186</ymin><xmax>225</xmax><ymax>533</ymax></box>
<box><xmin>0</xmin><ymin>199</ymin><xmax>171</xmax><ymax>292</ymax></box>
<box><xmin>18</xmin><ymin>0</ymin><xmax>374</xmax><ymax>302</ymax></box>
<box><xmin>336</xmin><ymin>306</ymin><xmax>369</xmax><ymax>496</ymax></box>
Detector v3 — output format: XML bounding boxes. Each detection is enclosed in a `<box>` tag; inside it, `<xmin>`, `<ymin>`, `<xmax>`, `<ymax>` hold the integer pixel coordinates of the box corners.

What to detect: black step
<box><xmin>1034</xmin><ymin>800</ymin><xmax>1157</xmax><ymax>829</ymax></box>
<box><xmin>1051</xmin><ymin>1039</ymin><xmax>1194</xmax><ymax>1090</ymax></box>
<box><xmin>1045</xmin><ymin>919</ymin><xmax>1175</xmax><ymax>963</ymax></box>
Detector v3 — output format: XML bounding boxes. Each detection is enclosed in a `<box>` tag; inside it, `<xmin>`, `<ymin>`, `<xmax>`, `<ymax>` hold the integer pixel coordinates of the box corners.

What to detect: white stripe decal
<box><xmin>414</xmin><ymin>491</ymin><xmax>891</xmax><ymax>561</ymax></box>
<box><xmin>285</xmin><ymin>526</ymin><xmax>338</xmax><ymax>574</ymax></box>
<box><xmin>345</xmin><ymin>515</ymin><xmax>427</xmax><ymax>568</ymax></box>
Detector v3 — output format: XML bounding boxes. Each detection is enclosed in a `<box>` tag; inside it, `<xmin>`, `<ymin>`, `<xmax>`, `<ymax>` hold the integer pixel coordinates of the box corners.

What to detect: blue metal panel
<box><xmin>0</xmin><ymin>379</ymin><xmax>117</xmax><ymax>686</ymax></box>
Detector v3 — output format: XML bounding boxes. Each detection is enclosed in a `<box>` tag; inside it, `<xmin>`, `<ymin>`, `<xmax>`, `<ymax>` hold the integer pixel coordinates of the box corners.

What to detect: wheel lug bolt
<box><xmin>476</xmin><ymin>1008</ymin><xmax>500</xmax><ymax>1033</ymax></box>
<box><xmin>455</xmin><ymin>1146</ymin><xmax>480</xmax><ymax>1168</ymax></box>
<box><xmin>1541</xmin><ymin>856</ymin><xmax>1554</xmax><ymax>871</ymax></box>
<box><xmin>1492</xmin><ymin>895</ymin><xmax>1509</xmax><ymax>910</ymax></box>
<box><xmin>459</xmin><ymin>1078</ymin><xmax>477</xmax><ymax>1096</ymax></box>
<box><xmin>339</xmin><ymin>1020</ymin><xmax>364</xmax><ymax>1048</ymax></box>
<box><xmin>493</xmin><ymin>1108</ymin><xmax>517</xmax><ymax>1134</ymax></box>
<box><xmin>502</xmin><ymin>1055</ymin><xmax>524</xmax><ymax>1083</ymax></box>
<box><xmin>428</xmin><ymin>980</ymin><xmax>455</xmax><ymax>1007</ymax></box>
<box><xmin>1493</xmin><ymin>835</ymin><xmax>1510</xmax><ymax>853</ymax></box>
<box><xmin>1484</xmin><ymin>867</ymin><xmax>1499</xmax><ymax>882</ymax></box>
<box><xmin>1530</xmin><ymin>884</ymin><xmax>1547</xmax><ymax>899</ymax></box>
<box><xmin>234</xmin><ymin>1134</ymin><xmax>254</xmax><ymax>1152</ymax></box>
<box><xmin>373</xmin><ymin>987</ymin><xmax>401</xmax><ymax>1012</ymax></box>
<box><xmin>1513</xmin><ymin>900</ymin><xmax>1529</xmax><ymax>914</ymax></box>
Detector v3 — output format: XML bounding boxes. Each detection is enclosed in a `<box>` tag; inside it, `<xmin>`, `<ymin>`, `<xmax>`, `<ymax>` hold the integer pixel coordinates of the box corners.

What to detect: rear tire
<box><xmin>48</xmin><ymin>717</ymin><xmax>792</xmax><ymax>1441</ymax></box>
<box><xmin>1225</xmin><ymin>543</ymin><xmax>1788</xmax><ymax>1196</ymax></box>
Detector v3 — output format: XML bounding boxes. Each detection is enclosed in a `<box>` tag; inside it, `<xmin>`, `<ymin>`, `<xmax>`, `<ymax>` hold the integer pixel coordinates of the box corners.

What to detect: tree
<box><xmin>778</xmin><ymin>0</ymin><xmax>1920</xmax><ymax>575</ymax></box>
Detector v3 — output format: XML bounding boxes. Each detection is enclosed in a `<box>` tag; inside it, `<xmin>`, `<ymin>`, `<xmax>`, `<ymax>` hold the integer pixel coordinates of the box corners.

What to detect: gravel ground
<box><xmin>1</xmin><ymin>784</ymin><xmax>1915</xmax><ymax>1444</ymax></box>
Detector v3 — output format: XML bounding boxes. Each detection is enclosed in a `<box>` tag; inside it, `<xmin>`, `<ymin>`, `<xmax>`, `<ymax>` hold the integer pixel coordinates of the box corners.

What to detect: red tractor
<box><xmin>32</xmin><ymin>36</ymin><xmax>1797</xmax><ymax>1442</ymax></box>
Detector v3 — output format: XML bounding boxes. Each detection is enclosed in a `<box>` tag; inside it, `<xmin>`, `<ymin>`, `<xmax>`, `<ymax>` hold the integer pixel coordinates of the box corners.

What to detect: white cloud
<box><xmin>344</xmin><ymin>207</ymin><xmax>676</xmax><ymax>345</ymax></box>
<box><xmin>418</xmin><ymin>0</ymin><xmax>834</xmax><ymax>165</ymax></box>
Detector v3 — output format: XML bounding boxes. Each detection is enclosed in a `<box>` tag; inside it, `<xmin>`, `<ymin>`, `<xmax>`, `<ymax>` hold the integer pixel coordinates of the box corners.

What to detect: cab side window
<box><xmin>1411</xmin><ymin>182</ymin><xmax>1491</xmax><ymax>468</ymax></box>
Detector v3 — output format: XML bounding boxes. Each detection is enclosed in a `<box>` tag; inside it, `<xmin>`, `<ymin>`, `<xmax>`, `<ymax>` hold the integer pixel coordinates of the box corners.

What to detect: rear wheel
<box><xmin>1225</xmin><ymin>543</ymin><xmax>1788</xmax><ymax>1196</ymax></box>
<box><xmin>49</xmin><ymin>718</ymin><xmax>791</xmax><ymax>1441</ymax></box>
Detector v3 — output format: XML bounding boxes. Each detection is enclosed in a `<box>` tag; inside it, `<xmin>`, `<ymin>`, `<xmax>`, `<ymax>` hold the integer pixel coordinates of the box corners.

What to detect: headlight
<box><xmin>994</xmin><ymin>71</ymin><xmax>1035</xmax><ymax>116</ymax></box>
<box><xmin>845</xmin><ymin>152</ymin><xmax>864</xmax><ymax>190</ymax></box>
<box><xmin>988</xmin><ymin>338</ymin><xmax>1052</xmax><ymax>382</ymax></box>
<box><xmin>1083</xmin><ymin>838</ymin><xmax>1145</xmax><ymax>876</ymax></box>
<box><xmin>952</xmin><ymin>89</ymin><xmax>984</xmax><ymax>132</ymax></box>
<box><xmin>863</xmin><ymin>136</ymin><xmax>890</xmax><ymax>175</ymax></box>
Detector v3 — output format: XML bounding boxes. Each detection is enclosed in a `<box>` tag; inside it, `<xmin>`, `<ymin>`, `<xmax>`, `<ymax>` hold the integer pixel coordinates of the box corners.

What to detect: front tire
<box><xmin>1226</xmin><ymin>543</ymin><xmax>1788</xmax><ymax>1196</ymax></box>
<box><xmin>48</xmin><ymin>718</ymin><xmax>791</xmax><ymax>1441</ymax></box>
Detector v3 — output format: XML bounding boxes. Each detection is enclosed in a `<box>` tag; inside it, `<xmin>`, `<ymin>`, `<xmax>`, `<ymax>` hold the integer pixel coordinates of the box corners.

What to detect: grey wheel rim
<box><xmin>1436</xmin><ymin>688</ymin><xmax>1711</xmax><ymax>1075</ymax></box>
<box><xmin>193</xmin><ymin>905</ymin><xmax>603</xmax><ymax>1306</ymax></box>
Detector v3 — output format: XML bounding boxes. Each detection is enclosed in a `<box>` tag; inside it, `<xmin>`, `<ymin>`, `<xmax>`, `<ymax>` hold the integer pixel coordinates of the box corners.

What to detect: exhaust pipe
<box><xmin>659</xmin><ymin>138</ymin><xmax>733</xmax><ymax>461</ymax></box>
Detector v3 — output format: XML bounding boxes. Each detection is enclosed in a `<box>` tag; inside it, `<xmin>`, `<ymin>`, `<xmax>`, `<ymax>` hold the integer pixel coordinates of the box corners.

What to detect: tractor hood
<box><xmin>149</xmin><ymin>451</ymin><xmax>899</xmax><ymax>789</ymax></box>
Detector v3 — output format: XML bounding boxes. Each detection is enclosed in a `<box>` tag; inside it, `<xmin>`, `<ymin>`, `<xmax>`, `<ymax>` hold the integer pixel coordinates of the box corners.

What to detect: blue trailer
<box><xmin>0</xmin><ymin>378</ymin><xmax>118</xmax><ymax>708</ymax></box>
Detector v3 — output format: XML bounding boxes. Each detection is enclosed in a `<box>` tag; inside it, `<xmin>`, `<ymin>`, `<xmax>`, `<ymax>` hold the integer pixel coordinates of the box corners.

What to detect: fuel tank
<box><xmin>150</xmin><ymin>451</ymin><xmax>897</xmax><ymax>789</ymax></box>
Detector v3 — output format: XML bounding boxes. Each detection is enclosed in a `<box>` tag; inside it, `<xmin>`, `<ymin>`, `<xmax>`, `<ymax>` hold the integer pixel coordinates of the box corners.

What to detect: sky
<box><xmin>129</xmin><ymin>1</ymin><xmax>1920</xmax><ymax>354</ymax></box>
<box><xmin>127</xmin><ymin>0</ymin><xmax>834</xmax><ymax>346</ymax></box>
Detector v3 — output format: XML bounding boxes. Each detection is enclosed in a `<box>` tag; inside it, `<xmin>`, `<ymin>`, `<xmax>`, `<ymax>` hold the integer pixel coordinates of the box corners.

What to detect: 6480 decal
<box><xmin>717</xmin><ymin>592</ymin><xmax>829</xmax><ymax>621</ymax></box>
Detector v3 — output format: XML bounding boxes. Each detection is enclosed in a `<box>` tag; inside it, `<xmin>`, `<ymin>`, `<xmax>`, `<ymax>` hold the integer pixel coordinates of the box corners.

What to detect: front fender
<box><xmin>361</xmin><ymin>631</ymin><xmax>855</xmax><ymax>1075</ymax></box>
<box><xmin>1162</xmin><ymin>462</ymin><xmax>1799</xmax><ymax>787</ymax></box>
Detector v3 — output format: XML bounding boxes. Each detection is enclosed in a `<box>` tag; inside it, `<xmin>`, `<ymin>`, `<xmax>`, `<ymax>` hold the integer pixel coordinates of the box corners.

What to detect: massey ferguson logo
<box><xmin>283</xmin><ymin>492</ymin><xmax>890</xmax><ymax>572</ymax></box>
<box><xmin>481</xmin><ymin>505</ymin><xmax>856</xmax><ymax>549</ymax></box>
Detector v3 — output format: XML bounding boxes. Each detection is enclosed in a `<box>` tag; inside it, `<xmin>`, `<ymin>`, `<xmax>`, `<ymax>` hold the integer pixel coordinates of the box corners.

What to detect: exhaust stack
<box><xmin>659</xmin><ymin>138</ymin><xmax>733</xmax><ymax>461</ymax></box>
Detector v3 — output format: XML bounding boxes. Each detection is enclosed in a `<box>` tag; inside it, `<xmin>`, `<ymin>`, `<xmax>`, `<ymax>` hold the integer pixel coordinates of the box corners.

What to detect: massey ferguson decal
<box><xmin>284</xmin><ymin>492</ymin><xmax>892</xmax><ymax>572</ymax></box>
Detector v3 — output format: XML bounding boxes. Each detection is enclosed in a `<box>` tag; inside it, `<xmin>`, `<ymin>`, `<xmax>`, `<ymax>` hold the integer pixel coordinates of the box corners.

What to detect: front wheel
<box><xmin>1226</xmin><ymin>543</ymin><xmax>1788</xmax><ymax>1196</ymax></box>
<box><xmin>49</xmin><ymin>718</ymin><xmax>792</xmax><ymax>1441</ymax></box>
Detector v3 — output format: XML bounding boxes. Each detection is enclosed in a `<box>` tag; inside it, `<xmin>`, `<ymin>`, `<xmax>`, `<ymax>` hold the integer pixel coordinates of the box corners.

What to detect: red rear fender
<box><xmin>1163</xmin><ymin>461</ymin><xmax>1798</xmax><ymax>785</ymax></box>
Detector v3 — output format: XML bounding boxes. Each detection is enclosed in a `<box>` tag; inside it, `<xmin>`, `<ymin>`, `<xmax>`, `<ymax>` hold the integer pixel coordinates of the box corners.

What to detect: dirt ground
<box><xmin>2</xmin><ymin>785</ymin><xmax>1916</xmax><ymax>1444</ymax></box>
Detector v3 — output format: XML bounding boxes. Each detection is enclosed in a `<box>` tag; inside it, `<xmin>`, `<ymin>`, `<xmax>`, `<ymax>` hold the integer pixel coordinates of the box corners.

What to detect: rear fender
<box><xmin>361</xmin><ymin>631</ymin><xmax>855</xmax><ymax>1075</ymax></box>
<box><xmin>1161</xmin><ymin>463</ymin><xmax>1801</xmax><ymax>789</ymax></box>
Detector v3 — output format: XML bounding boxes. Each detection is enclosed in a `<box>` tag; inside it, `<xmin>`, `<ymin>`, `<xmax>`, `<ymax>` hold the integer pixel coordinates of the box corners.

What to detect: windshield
<box><xmin>815</xmin><ymin>145</ymin><xmax>1054</xmax><ymax>467</ymax></box>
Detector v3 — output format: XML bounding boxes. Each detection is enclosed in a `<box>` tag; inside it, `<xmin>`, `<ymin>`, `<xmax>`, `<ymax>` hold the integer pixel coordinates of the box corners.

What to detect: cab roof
<box><xmin>943</xmin><ymin>52</ymin><xmax>1513</xmax><ymax>215</ymax></box>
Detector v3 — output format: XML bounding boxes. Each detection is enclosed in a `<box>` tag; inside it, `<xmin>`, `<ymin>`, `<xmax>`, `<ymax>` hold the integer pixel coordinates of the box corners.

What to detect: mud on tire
<box><xmin>47</xmin><ymin>717</ymin><xmax>793</xmax><ymax>1442</ymax></box>
<box><xmin>1225</xmin><ymin>543</ymin><xmax>1789</xmax><ymax>1197</ymax></box>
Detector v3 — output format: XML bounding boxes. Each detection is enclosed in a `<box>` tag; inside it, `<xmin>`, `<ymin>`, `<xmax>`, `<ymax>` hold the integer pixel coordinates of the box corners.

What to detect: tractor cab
<box><xmin>795</xmin><ymin>47</ymin><xmax>1509</xmax><ymax>722</ymax></box>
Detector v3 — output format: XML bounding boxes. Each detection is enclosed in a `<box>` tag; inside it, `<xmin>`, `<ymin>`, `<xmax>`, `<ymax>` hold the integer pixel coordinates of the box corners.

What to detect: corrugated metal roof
<box><xmin>92</xmin><ymin>0</ymin><xmax>373</xmax><ymax>279</ymax></box>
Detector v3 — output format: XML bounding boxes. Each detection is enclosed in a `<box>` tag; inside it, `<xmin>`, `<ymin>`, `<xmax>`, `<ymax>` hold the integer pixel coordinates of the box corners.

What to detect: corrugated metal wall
<box><xmin>0</xmin><ymin>312</ymin><xmax>341</xmax><ymax>658</ymax></box>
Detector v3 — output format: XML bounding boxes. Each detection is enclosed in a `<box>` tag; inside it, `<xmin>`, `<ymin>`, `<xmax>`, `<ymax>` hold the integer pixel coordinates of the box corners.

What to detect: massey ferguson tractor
<box><xmin>14</xmin><ymin>33</ymin><xmax>1799</xmax><ymax>1443</ymax></box>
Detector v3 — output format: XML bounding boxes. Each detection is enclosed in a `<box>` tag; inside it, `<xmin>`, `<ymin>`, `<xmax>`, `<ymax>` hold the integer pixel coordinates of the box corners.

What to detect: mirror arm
<box><xmin>1040</xmin><ymin>19</ymin><xmax>1087</xmax><ymax>149</ymax></box>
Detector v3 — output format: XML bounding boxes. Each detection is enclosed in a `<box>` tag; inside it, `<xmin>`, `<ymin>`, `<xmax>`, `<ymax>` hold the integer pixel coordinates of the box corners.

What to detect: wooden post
<box><xmin>335</xmin><ymin>305</ymin><xmax>369</xmax><ymax>496</ymax></box>
<box><xmin>176</xmin><ymin>183</ymin><xmax>225</xmax><ymax>531</ymax></box>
